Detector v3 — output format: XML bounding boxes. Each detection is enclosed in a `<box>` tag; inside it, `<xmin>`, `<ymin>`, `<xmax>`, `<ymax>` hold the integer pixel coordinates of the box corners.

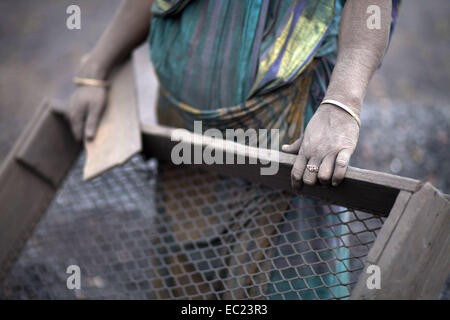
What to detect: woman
<box><xmin>69</xmin><ymin>0</ymin><xmax>399</xmax><ymax>299</ymax></box>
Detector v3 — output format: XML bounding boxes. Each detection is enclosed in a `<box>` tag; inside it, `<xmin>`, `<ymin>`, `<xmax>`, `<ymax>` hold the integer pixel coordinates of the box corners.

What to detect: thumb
<box><xmin>84</xmin><ymin>104</ymin><xmax>103</xmax><ymax>140</ymax></box>
<box><xmin>281</xmin><ymin>134</ymin><xmax>304</xmax><ymax>154</ymax></box>
<box><xmin>68</xmin><ymin>97</ymin><xmax>86</xmax><ymax>142</ymax></box>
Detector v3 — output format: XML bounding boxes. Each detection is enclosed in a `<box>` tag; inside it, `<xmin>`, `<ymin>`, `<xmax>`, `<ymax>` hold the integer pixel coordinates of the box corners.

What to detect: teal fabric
<box><xmin>148</xmin><ymin>0</ymin><xmax>338</xmax><ymax>110</ymax></box>
<box><xmin>315</xmin><ymin>0</ymin><xmax>343</xmax><ymax>58</ymax></box>
<box><xmin>149</xmin><ymin>0</ymin><xmax>268</xmax><ymax>109</ymax></box>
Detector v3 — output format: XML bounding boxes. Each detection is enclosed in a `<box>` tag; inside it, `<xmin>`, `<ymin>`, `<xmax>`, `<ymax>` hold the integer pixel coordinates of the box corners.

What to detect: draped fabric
<box><xmin>157</xmin><ymin>57</ymin><xmax>336</xmax><ymax>147</ymax></box>
<box><xmin>149</xmin><ymin>0</ymin><xmax>335</xmax><ymax>111</ymax></box>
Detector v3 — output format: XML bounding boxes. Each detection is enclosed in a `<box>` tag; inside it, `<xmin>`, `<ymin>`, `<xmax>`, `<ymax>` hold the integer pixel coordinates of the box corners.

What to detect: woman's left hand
<box><xmin>281</xmin><ymin>103</ymin><xmax>360</xmax><ymax>189</ymax></box>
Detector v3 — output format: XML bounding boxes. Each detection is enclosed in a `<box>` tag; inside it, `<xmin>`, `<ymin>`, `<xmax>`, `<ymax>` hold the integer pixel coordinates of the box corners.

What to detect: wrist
<box><xmin>319</xmin><ymin>100</ymin><xmax>361</xmax><ymax>127</ymax></box>
<box><xmin>76</xmin><ymin>52</ymin><xmax>109</xmax><ymax>80</ymax></box>
<box><xmin>322</xmin><ymin>92</ymin><xmax>362</xmax><ymax>117</ymax></box>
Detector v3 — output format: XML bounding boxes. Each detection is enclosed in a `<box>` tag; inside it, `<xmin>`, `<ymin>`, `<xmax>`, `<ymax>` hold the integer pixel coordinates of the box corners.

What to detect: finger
<box><xmin>84</xmin><ymin>103</ymin><xmax>103</xmax><ymax>140</ymax></box>
<box><xmin>281</xmin><ymin>134</ymin><xmax>304</xmax><ymax>154</ymax></box>
<box><xmin>332</xmin><ymin>148</ymin><xmax>352</xmax><ymax>186</ymax></box>
<box><xmin>291</xmin><ymin>152</ymin><xmax>307</xmax><ymax>190</ymax></box>
<box><xmin>303</xmin><ymin>157</ymin><xmax>320</xmax><ymax>186</ymax></box>
<box><xmin>69</xmin><ymin>96</ymin><xmax>86</xmax><ymax>141</ymax></box>
<box><xmin>318</xmin><ymin>153</ymin><xmax>336</xmax><ymax>185</ymax></box>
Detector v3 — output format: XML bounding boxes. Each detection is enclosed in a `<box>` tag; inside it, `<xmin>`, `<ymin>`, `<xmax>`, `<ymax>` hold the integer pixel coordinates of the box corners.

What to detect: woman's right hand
<box><xmin>68</xmin><ymin>84</ymin><xmax>107</xmax><ymax>141</ymax></box>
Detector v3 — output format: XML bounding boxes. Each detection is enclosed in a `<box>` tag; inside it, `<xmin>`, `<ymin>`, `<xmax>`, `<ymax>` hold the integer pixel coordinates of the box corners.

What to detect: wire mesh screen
<box><xmin>0</xmin><ymin>154</ymin><xmax>384</xmax><ymax>300</ymax></box>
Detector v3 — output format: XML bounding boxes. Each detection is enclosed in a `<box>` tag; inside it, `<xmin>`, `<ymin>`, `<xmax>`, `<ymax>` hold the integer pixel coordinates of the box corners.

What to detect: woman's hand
<box><xmin>282</xmin><ymin>103</ymin><xmax>359</xmax><ymax>188</ymax></box>
<box><xmin>68</xmin><ymin>85</ymin><xmax>107</xmax><ymax>141</ymax></box>
<box><xmin>67</xmin><ymin>0</ymin><xmax>153</xmax><ymax>141</ymax></box>
<box><xmin>281</xmin><ymin>0</ymin><xmax>392</xmax><ymax>189</ymax></box>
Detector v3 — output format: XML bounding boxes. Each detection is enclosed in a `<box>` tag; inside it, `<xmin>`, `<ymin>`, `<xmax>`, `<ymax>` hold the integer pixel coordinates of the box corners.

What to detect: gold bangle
<box><xmin>73</xmin><ymin>76</ymin><xmax>109</xmax><ymax>88</ymax></box>
<box><xmin>321</xmin><ymin>99</ymin><xmax>361</xmax><ymax>127</ymax></box>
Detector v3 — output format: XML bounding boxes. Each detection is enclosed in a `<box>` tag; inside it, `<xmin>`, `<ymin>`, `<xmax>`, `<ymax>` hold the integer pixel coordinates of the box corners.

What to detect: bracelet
<box><xmin>73</xmin><ymin>76</ymin><xmax>109</xmax><ymax>88</ymax></box>
<box><xmin>320</xmin><ymin>99</ymin><xmax>361</xmax><ymax>127</ymax></box>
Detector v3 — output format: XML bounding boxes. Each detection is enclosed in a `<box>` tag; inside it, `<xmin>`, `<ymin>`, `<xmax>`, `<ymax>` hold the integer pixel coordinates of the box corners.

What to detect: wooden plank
<box><xmin>366</xmin><ymin>190</ymin><xmax>412</xmax><ymax>262</ymax></box>
<box><xmin>83</xmin><ymin>60</ymin><xmax>142</xmax><ymax>180</ymax></box>
<box><xmin>132</xmin><ymin>43</ymin><xmax>159</xmax><ymax>126</ymax></box>
<box><xmin>345</xmin><ymin>167</ymin><xmax>420</xmax><ymax>193</ymax></box>
<box><xmin>16</xmin><ymin>102</ymin><xmax>81</xmax><ymax>187</ymax></box>
<box><xmin>0</xmin><ymin>101</ymin><xmax>81</xmax><ymax>281</ymax></box>
<box><xmin>351</xmin><ymin>183</ymin><xmax>450</xmax><ymax>299</ymax></box>
<box><xmin>140</xmin><ymin>123</ymin><xmax>422</xmax><ymax>216</ymax></box>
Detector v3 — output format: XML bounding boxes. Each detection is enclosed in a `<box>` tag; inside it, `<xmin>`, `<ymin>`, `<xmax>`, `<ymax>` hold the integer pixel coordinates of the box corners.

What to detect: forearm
<box><xmin>79</xmin><ymin>0</ymin><xmax>153</xmax><ymax>79</ymax></box>
<box><xmin>324</xmin><ymin>0</ymin><xmax>392</xmax><ymax>116</ymax></box>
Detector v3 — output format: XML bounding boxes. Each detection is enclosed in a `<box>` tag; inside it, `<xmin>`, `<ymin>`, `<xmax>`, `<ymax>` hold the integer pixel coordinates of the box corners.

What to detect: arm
<box><xmin>69</xmin><ymin>0</ymin><xmax>153</xmax><ymax>140</ymax></box>
<box><xmin>325</xmin><ymin>0</ymin><xmax>392</xmax><ymax>113</ymax></box>
<box><xmin>282</xmin><ymin>0</ymin><xmax>392</xmax><ymax>188</ymax></box>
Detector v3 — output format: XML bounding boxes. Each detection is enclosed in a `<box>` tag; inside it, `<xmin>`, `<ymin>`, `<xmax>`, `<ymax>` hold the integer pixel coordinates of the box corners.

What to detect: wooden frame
<box><xmin>139</xmin><ymin>123</ymin><xmax>449</xmax><ymax>300</ymax></box>
<box><xmin>0</xmin><ymin>101</ymin><xmax>81</xmax><ymax>281</ymax></box>
<box><xmin>0</xmin><ymin>51</ymin><xmax>448</xmax><ymax>299</ymax></box>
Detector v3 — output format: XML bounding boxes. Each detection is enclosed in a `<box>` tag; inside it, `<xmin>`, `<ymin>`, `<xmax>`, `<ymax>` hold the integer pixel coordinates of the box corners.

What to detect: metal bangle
<box><xmin>73</xmin><ymin>76</ymin><xmax>109</xmax><ymax>88</ymax></box>
<box><xmin>321</xmin><ymin>99</ymin><xmax>361</xmax><ymax>127</ymax></box>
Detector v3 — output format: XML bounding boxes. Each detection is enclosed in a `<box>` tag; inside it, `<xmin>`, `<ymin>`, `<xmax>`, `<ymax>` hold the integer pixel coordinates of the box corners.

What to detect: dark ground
<box><xmin>0</xmin><ymin>0</ymin><xmax>449</xmax><ymax>299</ymax></box>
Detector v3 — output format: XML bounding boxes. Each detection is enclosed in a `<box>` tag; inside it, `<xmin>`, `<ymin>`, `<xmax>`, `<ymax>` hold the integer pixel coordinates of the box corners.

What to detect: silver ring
<box><xmin>306</xmin><ymin>164</ymin><xmax>319</xmax><ymax>173</ymax></box>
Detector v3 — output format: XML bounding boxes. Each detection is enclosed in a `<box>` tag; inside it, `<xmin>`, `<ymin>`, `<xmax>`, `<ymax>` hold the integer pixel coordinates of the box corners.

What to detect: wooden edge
<box><xmin>15</xmin><ymin>102</ymin><xmax>81</xmax><ymax>187</ymax></box>
<box><xmin>366</xmin><ymin>190</ymin><xmax>413</xmax><ymax>262</ymax></box>
<box><xmin>140</xmin><ymin>123</ymin><xmax>423</xmax><ymax>216</ymax></box>
<box><xmin>0</xmin><ymin>100</ymin><xmax>49</xmax><ymax>177</ymax></box>
<box><xmin>132</xmin><ymin>43</ymin><xmax>158</xmax><ymax>126</ymax></box>
<box><xmin>0</xmin><ymin>100</ymin><xmax>81</xmax><ymax>282</ymax></box>
<box><xmin>351</xmin><ymin>183</ymin><xmax>450</xmax><ymax>299</ymax></box>
<box><xmin>49</xmin><ymin>98</ymin><xmax>67</xmax><ymax>116</ymax></box>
